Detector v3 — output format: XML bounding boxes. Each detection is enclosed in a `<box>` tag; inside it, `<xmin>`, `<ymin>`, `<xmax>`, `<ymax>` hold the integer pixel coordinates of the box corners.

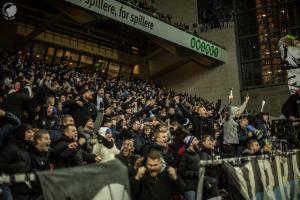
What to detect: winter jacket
<box><xmin>0</xmin><ymin>141</ymin><xmax>31</xmax><ymax>194</ymax></box>
<box><xmin>51</xmin><ymin>135</ymin><xmax>96</xmax><ymax>168</ymax></box>
<box><xmin>29</xmin><ymin>146</ymin><xmax>51</xmax><ymax>171</ymax></box>
<box><xmin>178</xmin><ymin>149</ymin><xmax>201</xmax><ymax>191</ymax></box>
<box><xmin>92</xmin><ymin>141</ymin><xmax>120</xmax><ymax>162</ymax></box>
<box><xmin>177</xmin><ymin>103</ymin><xmax>214</xmax><ymax>138</ymax></box>
<box><xmin>130</xmin><ymin>167</ymin><xmax>185</xmax><ymax>200</ymax></box>
<box><xmin>0</xmin><ymin>112</ymin><xmax>21</xmax><ymax>149</ymax></box>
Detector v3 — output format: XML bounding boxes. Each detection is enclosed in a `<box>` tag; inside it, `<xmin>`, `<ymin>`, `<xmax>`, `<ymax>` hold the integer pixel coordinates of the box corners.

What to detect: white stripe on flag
<box><xmin>275</xmin><ymin>156</ymin><xmax>287</xmax><ymax>200</ymax></box>
<box><xmin>282</xmin><ymin>156</ymin><xmax>291</xmax><ymax>199</ymax></box>
<box><xmin>257</xmin><ymin>160</ymin><xmax>276</xmax><ymax>200</ymax></box>
<box><xmin>234</xmin><ymin>167</ymin><xmax>250</xmax><ymax>200</ymax></box>
<box><xmin>291</xmin><ymin>154</ymin><xmax>300</xmax><ymax>199</ymax></box>
<box><xmin>244</xmin><ymin>162</ymin><xmax>256</xmax><ymax>200</ymax></box>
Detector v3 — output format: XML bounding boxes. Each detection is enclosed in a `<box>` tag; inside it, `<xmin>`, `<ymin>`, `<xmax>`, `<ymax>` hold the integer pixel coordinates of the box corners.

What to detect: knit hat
<box><xmin>183</xmin><ymin>135</ymin><xmax>196</xmax><ymax>146</ymax></box>
<box><xmin>98</xmin><ymin>127</ymin><xmax>112</xmax><ymax>137</ymax></box>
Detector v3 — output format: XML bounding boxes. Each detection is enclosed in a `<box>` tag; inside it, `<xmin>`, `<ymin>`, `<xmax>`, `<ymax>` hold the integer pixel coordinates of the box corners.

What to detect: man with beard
<box><xmin>78</xmin><ymin>117</ymin><xmax>98</xmax><ymax>153</ymax></box>
<box><xmin>178</xmin><ymin>135</ymin><xmax>200</xmax><ymax>200</ymax></box>
<box><xmin>175</xmin><ymin>96</ymin><xmax>214</xmax><ymax>139</ymax></box>
<box><xmin>142</xmin><ymin>131</ymin><xmax>174</xmax><ymax>166</ymax></box>
<box><xmin>66</xmin><ymin>89</ymin><xmax>97</xmax><ymax>128</ymax></box>
<box><xmin>116</xmin><ymin>139</ymin><xmax>141</xmax><ymax>176</ymax></box>
<box><xmin>131</xmin><ymin>151</ymin><xmax>185</xmax><ymax>200</ymax></box>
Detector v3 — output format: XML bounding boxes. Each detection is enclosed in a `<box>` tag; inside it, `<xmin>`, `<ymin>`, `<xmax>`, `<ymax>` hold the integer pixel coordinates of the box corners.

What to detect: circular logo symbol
<box><xmin>2</xmin><ymin>2</ymin><xmax>17</xmax><ymax>20</ymax></box>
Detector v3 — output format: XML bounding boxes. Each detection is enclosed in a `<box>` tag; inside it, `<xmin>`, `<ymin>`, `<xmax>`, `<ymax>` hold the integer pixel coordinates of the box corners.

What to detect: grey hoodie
<box><xmin>223</xmin><ymin>100</ymin><xmax>248</xmax><ymax>144</ymax></box>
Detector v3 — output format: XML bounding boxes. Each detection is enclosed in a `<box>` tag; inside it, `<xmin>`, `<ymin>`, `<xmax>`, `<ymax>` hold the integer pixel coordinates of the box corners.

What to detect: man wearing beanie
<box><xmin>178</xmin><ymin>135</ymin><xmax>200</xmax><ymax>200</ymax></box>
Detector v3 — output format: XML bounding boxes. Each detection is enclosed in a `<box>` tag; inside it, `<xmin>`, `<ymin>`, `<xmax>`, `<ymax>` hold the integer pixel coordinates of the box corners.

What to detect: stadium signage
<box><xmin>65</xmin><ymin>0</ymin><xmax>226</xmax><ymax>62</ymax></box>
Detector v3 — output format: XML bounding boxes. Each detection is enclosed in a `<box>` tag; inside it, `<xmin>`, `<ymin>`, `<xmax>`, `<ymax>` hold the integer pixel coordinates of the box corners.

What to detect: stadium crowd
<box><xmin>0</xmin><ymin>48</ymin><xmax>298</xmax><ymax>200</ymax></box>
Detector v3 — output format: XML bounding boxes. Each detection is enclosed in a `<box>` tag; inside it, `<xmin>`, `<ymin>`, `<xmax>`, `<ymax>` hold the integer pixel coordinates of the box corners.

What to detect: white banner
<box><xmin>64</xmin><ymin>0</ymin><xmax>227</xmax><ymax>62</ymax></box>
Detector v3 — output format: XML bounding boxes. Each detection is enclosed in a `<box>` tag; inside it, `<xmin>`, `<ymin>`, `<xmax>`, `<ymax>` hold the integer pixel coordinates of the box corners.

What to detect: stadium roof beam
<box><xmin>150</xmin><ymin>57</ymin><xmax>191</xmax><ymax>79</ymax></box>
<box><xmin>16</xmin><ymin>12</ymin><xmax>64</xmax><ymax>47</ymax></box>
<box><xmin>44</xmin><ymin>0</ymin><xmax>97</xmax><ymax>25</ymax></box>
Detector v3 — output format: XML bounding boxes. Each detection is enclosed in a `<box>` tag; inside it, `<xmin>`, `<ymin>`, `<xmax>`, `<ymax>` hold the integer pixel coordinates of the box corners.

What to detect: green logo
<box><xmin>190</xmin><ymin>37</ymin><xmax>219</xmax><ymax>58</ymax></box>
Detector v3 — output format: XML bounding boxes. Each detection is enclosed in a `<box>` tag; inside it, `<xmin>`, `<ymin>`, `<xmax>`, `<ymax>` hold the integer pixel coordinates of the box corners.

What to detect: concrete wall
<box><xmin>151</xmin><ymin>23</ymin><xmax>241</xmax><ymax>105</ymax></box>
<box><xmin>150</xmin><ymin>0</ymin><xmax>198</xmax><ymax>31</ymax></box>
<box><xmin>241</xmin><ymin>85</ymin><xmax>290</xmax><ymax>117</ymax></box>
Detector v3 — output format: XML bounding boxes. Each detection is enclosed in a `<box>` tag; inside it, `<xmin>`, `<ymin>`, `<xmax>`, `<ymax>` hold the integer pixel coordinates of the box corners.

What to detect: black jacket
<box><xmin>29</xmin><ymin>146</ymin><xmax>51</xmax><ymax>171</ymax></box>
<box><xmin>178</xmin><ymin>149</ymin><xmax>201</xmax><ymax>191</ymax></box>
<box><xmin>281</xmin><ymin>93</ymin><xmax>300</xmax><ymax>118</ymax></box>
<box><xmin>130</xmin><ymin>168</ymin><xmax>185</xmax><ymax>200</ymax></box>
<box><xmin>178</xmin><ymin>103</ymin><xmax>214</xmax><ymax>138</ymax></box>
<box><xmin>116</xmin><ymin>153</ymin><xmax>140</xmax><ymax>176</ymax></box>
<box><xmin>0</xmin><ymin>141</ymin><xmax>31</xmax><ymax>194</ymax></box>
<box><xmin>1</xmin><ymin>91</ymin><xmax>34</xmax><ymax>122</ymax></box>
<box><xmin>65</xmin><ymin>98</ymin><xmax>97</xmax><ymax>127</ymax></box>
<box><xmin>51</xmin><ymin>135</ymin><xmax>96</xmax><ymax>168</ymax></box>
<box><xmin>199</xmin><ymin>149</ymin><xmax>218</xmax><ymax>178</ymax></box>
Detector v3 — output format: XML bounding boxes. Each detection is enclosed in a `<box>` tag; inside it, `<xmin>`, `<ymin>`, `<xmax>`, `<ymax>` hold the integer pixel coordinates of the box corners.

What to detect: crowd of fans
<box><xmin>199</xmin><ymin>7</ymin><xmax>234</xmax><ymax>32</ymax></box>
<box><xmin>0</xmin><ymin>48</ymin><xmax>296</xmax><ymax>200</ymax></box>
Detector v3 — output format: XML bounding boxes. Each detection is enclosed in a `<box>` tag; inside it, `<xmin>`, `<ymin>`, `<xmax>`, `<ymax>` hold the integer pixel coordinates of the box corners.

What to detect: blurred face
<box><xmin>240</xmin><ymin>119</ymin><xmax>249</xmax><ymax>129</ymax></box>
<box><xmin>202</xmin><ymin>137</ymin><xmax>214</xmax><ymax>150</ymax></box>
<box><xmin>159</xmin><ymin>125</ymin><xmax>168</xmax><ymax>133</ymax></box>
<box><xmin>105</xmin><ymin>131</ymin><xmax>113</xmax><ymax>140</ymax></box>
<box><xmin>156</xmin><ymin>132</ymin><xmax>168</xmax><ymax>144</ymax></box>
<box><xmin>60</xmin><ymin>95</ymin><xmax>66</xmax><ymax>103</ymax></box>
<box><xmin>63</xmin><ymin>116</ymin><xmax>75</xmax><ymax>126</ymax></box>
<box><xmin>85</xmin><ymin>119</ymin><xmax>94</xmax><ymax>129</ymax></box>
<box><xmin>192</xmin><ymin>138</ymin><xmax>199</xmax><ymax>148</ymax></box>
<box><xmin>132</xmin><ymin>121</ymin><xmax>141</xmax><ymax>131</ymax></box>
<box><xmin>146</xmin><ymin>158</ymin><xmax>162</xmax><ymax>177</ymax></box>
<box><xmin>65</xmin><ymin>126</ymin><xmax>77</xmax><ymax>140</ymax></box>
<box><xmin>168</xmin><ymin>108</ymin><xmax>175</xmax><ymax>115</ymax></box>
<box><xmin>83</xmin><ymin>90</ymin><xmax>93</xmax><ymax>100</ymax></box>
<box><xmin>98</xmin><ymin>88</ymin><xmax>104</xmax><ymax>96</ymax></box>
<box><xmin>47</xmin><ymin>105</ymin><xmax>53</xmax><ymax>116</ymax></box>
<box><xmin>250</xmin><ymin>141</ymin><xmax>260</xmax><ymax>153</ymax></box>
<box><xmin>198</xmin><ymin>107</ymin><xmax>207</xmax><ymax>117</ymax></box>
<box><xmin>25</xmin><ymin>129</ymin><xmax>34</xmax><ymax>141</ymax></box>
<box><xmin>36</xmin><ymin>134</ymin><xmax>51</xmax><ymax>152</ymax></box>
<box><xmin>122</xmin><ymin>140</ymin><xmax>134</xmax><ymax>156</ymax></box>
<box><xmin>144</xmin><ymin>127</ymin><xmax>151</xmax><ymax>136</ymax></box>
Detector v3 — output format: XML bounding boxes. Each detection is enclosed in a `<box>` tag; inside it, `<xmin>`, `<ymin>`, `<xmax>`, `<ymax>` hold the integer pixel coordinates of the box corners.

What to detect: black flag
<box><xmin>37</xmin><ymin>159</ymin><xmax>130</xmax><ymax>200</ymax></box>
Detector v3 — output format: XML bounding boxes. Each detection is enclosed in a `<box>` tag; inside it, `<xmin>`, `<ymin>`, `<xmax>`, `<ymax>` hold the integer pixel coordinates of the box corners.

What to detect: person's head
<box><xmin>62</xmin><ymin>115</ymin><xmax>75</xmax><ymax>126</ymax></box>
<box><xmin>34</xmin><ymin>129</ymin><xmax>51</xmax><ymax>152</ymax></box>
<box><xmin>247</xmin><ymin>139</ymin><xmax>260</xmax><ymax>154</ymax></box>
<box><xmin>121</xmin><ymin>139</ymin><xmax>134</xmax><ymax>157</ymax></box>
<box><xmin>97</xmin><ymin>88</ymin><xmax>104</xmax><ymax>96</ymax></box>
<box><xmin>200</xmin><ymin>135</ymin><xmax>214</xmax><ymax>150</ymax></box>
<box><xmin>143</xmin><ymin>125</ymin><xmax>152</xmax><ymax>137</ymax></box>
<box><xmin>98</xmin><ymin>127</ymin><xmax>113</xmax><ymax>141</ymax></box>
<box><xmin>146</xmin><ymin>151</ymin><xmax>164</xmax><ymax>177</ymax></box>
<box><xmin>64</xmin><ymin>124</ymin><xmax>77</xmax><ymax>140</ymax></box>
<box><xmin>159</xmin><ymin>122</ymin><xmax>168</xmax><ymax>133</ymax></box>
<box><xmin>239</xmin><ymin>118</ymin><xmax>249</xmax><ymax>129</ymax></box>
<box><xmin>47</xmin><ymin>105</ymin><xmax>54</xmax><ymax>116</ymax></box>
<box><xmin>82</xmin><ymin>89</ymin><xmax>93</xmax><ymax>101</ymax></box>
<box><xmin>183</xmin><ymin>135</ymin><xmax>199</xmax><ymax>151</ymax></box>
<box><xmin>105</xmin><ymin>107</ymin><xmax>113</xmax><ymax>115</ymax></box>
<box><xmin>46</xmin><ymin>96</ymin><xmax>55</xmax><ymax>106</ymax></box>
<box><xmin>154</xmin><ymin>131</ymin><xmax>168</xmax><ymax>145</ymax></box>
<box><xmin>15</xmin><ymin>123</ymin><xmax>34</xmax><ymax>142</ymax></box>
<box><xmin>197</xmin><ymin>106</ymin><xmax>207</xmax><ymax>117</ymax></box>
<box><xmin>84</xmin><ymin>118</ymin><xmax>94</xmax><ymax>130</ymax></box>
<box><xmin>168</xmin><ymin>107</ymin><xmax>175</xmax><ymax>115</ymax></box>
<box><xmin>132</xmin><ymin>120</ymin><xmax>141</xmax><ymax>131</ymax></box>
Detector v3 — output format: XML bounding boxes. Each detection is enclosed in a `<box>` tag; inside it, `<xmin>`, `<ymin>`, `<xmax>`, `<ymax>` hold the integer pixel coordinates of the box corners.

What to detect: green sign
<box><xmin>65</xmin><ymin>0</ymin><xmax>227</xmax><ymax>62</ymax></box>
